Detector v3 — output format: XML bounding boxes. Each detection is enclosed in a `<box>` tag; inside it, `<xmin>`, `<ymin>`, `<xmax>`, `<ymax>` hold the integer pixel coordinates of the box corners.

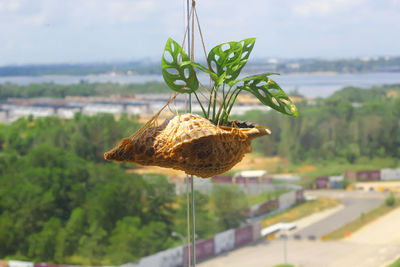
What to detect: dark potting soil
<box><xmin>212</xmin><ymin>120</ymin><xmax>256</xmax><ymax>128</ymax></box>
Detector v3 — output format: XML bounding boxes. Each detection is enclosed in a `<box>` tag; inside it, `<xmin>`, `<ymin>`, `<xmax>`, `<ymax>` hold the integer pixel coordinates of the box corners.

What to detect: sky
<box><xmin>0</xmin><ymin>0</ymin><xmax>400</xmax><ymax>65</ymax></box>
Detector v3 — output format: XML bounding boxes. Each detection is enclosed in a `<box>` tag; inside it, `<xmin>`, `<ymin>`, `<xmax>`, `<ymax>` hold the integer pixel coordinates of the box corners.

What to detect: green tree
<box><xmin>107</xmin><ymin>216</ymin><xmax>172</xmax><ymax>265</ymax></box>
<box><xmin>27</xmin><ymin>217</ymin><xmax>63</xmax><ymax>261</ymax></box>
<box><xmin>174</xmin><ymin>190</ymin><xmax>216</xmax><ymax>240</ymax></box>
<box><xmin>212</xmin><ymin>185</ymin><xmax>248</xmax><ymax>231</ymax></box>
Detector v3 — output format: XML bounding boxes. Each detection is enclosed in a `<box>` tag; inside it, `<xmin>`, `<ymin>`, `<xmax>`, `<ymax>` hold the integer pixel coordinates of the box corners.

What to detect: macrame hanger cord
<box><xmin>192</xmin><ymin>4</ymin><xmax>237</xmax><ymax>127</ymax></box>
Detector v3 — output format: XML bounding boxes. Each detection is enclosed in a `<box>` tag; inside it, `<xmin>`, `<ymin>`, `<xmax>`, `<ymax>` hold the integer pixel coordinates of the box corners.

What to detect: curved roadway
<box><xmin>199</xmin><ymin>190</ymin><xmax>400</xmax><ymax>267</ymax></box>
<box><xmin>292</xmin><ymin>190</ymin><xmax>385</xmax><ymax>239</ymax></box>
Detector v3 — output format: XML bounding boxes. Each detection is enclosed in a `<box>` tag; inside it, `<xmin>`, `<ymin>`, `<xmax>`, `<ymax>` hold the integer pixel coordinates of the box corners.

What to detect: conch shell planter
<box><xmin>104</xmin><ymin>113</ymin><xmax>270</xmax><ymax>178</ymax></box>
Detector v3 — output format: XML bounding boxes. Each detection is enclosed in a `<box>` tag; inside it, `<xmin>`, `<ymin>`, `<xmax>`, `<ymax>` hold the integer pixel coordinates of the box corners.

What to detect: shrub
<box><xmin>385</xmin><ymin>194</ymin><xmax>395</xmax><ymax>207</ymax></box>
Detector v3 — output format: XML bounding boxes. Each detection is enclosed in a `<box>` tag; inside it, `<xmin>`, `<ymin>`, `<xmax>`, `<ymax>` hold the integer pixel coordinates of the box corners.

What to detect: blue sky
<box><xmin>1</xmin><ymin>0</ymin><xmax>399</xmax><ymax>65</ymax></box>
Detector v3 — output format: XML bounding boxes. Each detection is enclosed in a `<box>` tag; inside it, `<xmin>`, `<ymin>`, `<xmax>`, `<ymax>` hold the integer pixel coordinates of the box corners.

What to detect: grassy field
<box><xmin>247</xmin><ymin>190</ymin><xmax>288</xmax><ymax>206</ymax></box>
<box><xmin>230</xmin><ymin>154</ymin><xmax>398</xmax><ymax>179</ymax></box>
<box><xmin>262</xmin><ymin>197</ymin><xmax>340</xmax><ymax>228</ymax></box>
<box><xmin>325</xmin><ymin>198</ymin><xmax>400</xmax><ymax>240</ymax></box>
<box><xmin>293</xmin><ymin>157</ymin><xmax>399</xmax><ymax>178</ymax></box>
<box><xmin>388</xmin><ymin>257</ymin><xmax>400</xmax><ymax>267</ymax></box>
<box><xmin>128</xmin><ymin>154</ymin><xmax>399</xmax><ymax>184</ymax></box>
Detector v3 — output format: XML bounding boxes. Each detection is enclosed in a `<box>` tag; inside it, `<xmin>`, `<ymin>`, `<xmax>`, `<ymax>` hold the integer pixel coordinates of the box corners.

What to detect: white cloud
<box><xmin>391</xmin><ymin>0</ymin><xmax>400</xmax><ymax>8</ymax></box>
<box><xmin>0</xmin><ymin>0</ymin><xmax>399</xmax><ymax>65</ymax></box>
<box><xmin>67</xmin><ymin>0</ymin><xmax>158</xmax><ymax>25</ymax></box>
<box><xmin>0</xmin><ymin>1</ymin><xmax>22</xmax><ymax>12</ymax></box>
<box><xmin>0</xmin><ymin>0</ymin><xmax>160</xmax><ymax>27</ymax></box>
<box><xmin>292</xmin><ymin>0</ymin><xmax>366</xmax><ymax>17</ymax></box>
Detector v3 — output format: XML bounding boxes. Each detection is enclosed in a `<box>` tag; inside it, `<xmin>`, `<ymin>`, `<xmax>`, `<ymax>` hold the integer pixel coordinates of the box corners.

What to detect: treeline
<box><xmin>1</xmin><ymin>56</ymin><xmax>398</xmax><ymax>77</ymax></box>
<box><xmin>239</xmin><ymin>84</ymin><xmax>400</xmax><ymax>163</ymax></box>
<box><xmin>0</xmin><ymin>114</ymin><xmax>248</xmax><ymax>265</ymax></box>
<box><xmin>0</xmin><ymin>62</ymin><xmax>160</xmax><ymax>77</ymax></box>
<box><xmin>275</xmin><ymin>56</ymin><xmax>400</xmax><ymax>73</ymax></box>
<box><xmin>0</xmin><ymin>82</ymin><xmax>170</xmax><ymax>99</ymax></box>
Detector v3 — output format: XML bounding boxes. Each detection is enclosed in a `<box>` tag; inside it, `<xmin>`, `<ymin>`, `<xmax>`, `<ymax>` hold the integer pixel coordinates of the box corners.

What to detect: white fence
<box><xmin>381</xmin><ymin>168</ymin><xmax>400</xmax><ymax>180</ymax></box>
<box><xmin>121</xmin><ymin>246</ymin><xmax>183</xmax><ymax>267</ymax></box>
<box><xmin>278</xmin><ymin>191</ymin><xmax>297</xmax><ymax>211</ymax></box>
<box><xmin>8</xmin><ymin>261</ymin><xmax>34</xmax><ymax>267</ymax></box>
<box><xmin>214</xmin><ymin>229</ymin><xmax>235</xmax><ymax>254</ymax></box>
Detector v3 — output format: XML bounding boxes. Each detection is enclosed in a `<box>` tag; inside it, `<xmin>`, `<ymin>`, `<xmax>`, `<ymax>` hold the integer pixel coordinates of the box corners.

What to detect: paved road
<box><xmin>199</xmin><ymin>240</ymin><xmax>400</xmax><ymax>267</ymax></box>
<box><xmin>293</xmin><ymin>190</ymin><xmax>385</xmax><ymax>238</ymax></box>
<box><xmin>199</xmin><ymin>190</ymin><xmax>395</xmax><ymax>267</ymax></box>
<box><xmin>346</xmin><ymin>205</ymin><xmax>400</xmax><ymax>245</ymax></box>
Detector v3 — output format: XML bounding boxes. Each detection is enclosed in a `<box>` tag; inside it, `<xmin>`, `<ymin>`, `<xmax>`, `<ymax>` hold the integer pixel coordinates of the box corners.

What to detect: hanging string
<box><xmin>186</xmin><ymin>1</ymin><xmax>195</xmax><ymax>266</ymax></box>
<box><xmin>193</xmin><ymin>4</ymin><xmax>236</xmax><ymax>126</ymax></box>
<box><xmin>182</xmin><ymin>5</ymin><xmax>240</xmax><ymax>265</ymax></box>
<box><xmin>188</xmin><ymin>1</ymin><xmax>196</xmax><ymax>266</ymax></box>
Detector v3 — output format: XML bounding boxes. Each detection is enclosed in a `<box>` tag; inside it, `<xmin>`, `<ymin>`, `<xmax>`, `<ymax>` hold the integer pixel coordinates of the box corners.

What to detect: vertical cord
<box><xmin>190</xmin><ymin>174</ymin><xmax>195</xmax><ymax>266</ymax></box>
<box><xmin>187</xmin><ymin>0</ymin><xmax>192</xmax><ymax>112</ymax></box>
<box><xmin>190</xmin><ymin>3</ymin><xmax>196</xmax><ymax>266</ymax></box>
<box><xmin>187</xmin><ymin>1</ymin><xmax>196</xmax><ymax>266</ymax></box>
<box><xmin>185</xmin><ymin>0</ymin><xmax>192</xmax><ymax>264</ymax></box>
<box><xmin>185</xmin><ymin>1</ymin><xmax>191</xmax><ymax>266</ymax></box>
<box><xmin>186</xmin><ymin>176</ymin><xmax>191</xmax><ymax>267</ymax></box>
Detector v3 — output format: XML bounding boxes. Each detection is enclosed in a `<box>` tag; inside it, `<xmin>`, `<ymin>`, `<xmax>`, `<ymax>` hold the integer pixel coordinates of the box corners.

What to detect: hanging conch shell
<box><xmin>104</xmin><ymin>113</ymin><xmax>270</xmax><ymax>178</ymax></box>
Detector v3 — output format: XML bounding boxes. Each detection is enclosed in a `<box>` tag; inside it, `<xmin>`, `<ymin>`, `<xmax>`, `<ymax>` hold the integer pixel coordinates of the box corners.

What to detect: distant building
<box><xmin>0</xmin><ymin>109</ymin><xmax>8</xmax><ymax>123</ymax></box>
<box><xmin>82</xmin><ymin>103</ymin><xmax>124</xmax><ymax>115</ymax></box>
<box><xmin>57</xmin><ymin>107</ymin><xmax>82</xmax><ymax>118</ymax></box>
<box><xmin>234</xmin><ymin>170</ymin><xmax>268</xmax><ymax>178</ymax></box>
<box><xmin>9</xmin><ymin>106</ymin><xmax>55</xmax><ymax>122</ymax></box>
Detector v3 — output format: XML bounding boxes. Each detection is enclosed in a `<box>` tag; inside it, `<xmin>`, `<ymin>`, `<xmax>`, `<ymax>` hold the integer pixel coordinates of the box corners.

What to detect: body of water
<box><xmin>0</xmin><ymin>72</ymin><xmax>399</xmax><ymax>98</ymax></box>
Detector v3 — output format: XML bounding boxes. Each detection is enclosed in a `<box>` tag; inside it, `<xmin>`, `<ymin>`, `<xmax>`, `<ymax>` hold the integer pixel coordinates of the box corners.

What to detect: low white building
<box><xmin>234</xmin><ymin>170</ymin><xmax>268</xmax><ymax>178</ymax></box>
<box><xmin>82</xmin><ymin>104</ymin><xmax>124</xmax><ymax>115</ymax></box>
<box><xmin>57</xmin><ymin>107</ymin><xmax>81</xmax><ymax>118</ymax></box>
<box><xmin>126</xmin><ymin>104</ymin><xmax>150</xmax><ymax>115</ymax></box>
<box><xmin>271</xmin><ymin>174</ymin><xmax>301</xmax><ymax>182</ymax></box>
<box><xmin>9</xmin><ymin>106</ymin><xmax>55</xmax><ymax>121</ymax></box>
<box><xmin>0</xmin><ymin>109</ymin><xmax>8</xmax><ymax>123</ymax></box>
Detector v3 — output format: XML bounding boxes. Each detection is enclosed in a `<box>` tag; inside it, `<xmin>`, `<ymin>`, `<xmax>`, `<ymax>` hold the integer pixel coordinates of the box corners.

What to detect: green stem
<box><xmin>223</xmin><ymin>86</ymin><xmax>238</xmax><ymax>116</ymax></box>
<box><xmin>212</xmin><ymin>86</ymin><xmax>218</xmax><ymax>122</ymax></box>
<box><xmin>227</xmin><ymin>89</ymin><xmax>242</xmax><ymax>114</ymax></box>
<box><xmin>193</xmin><ymin>91</ymin><xmax>207</xmax><ymax>117</ymax></box>
<box><xmin>206</xmin><ymin>83</ymin><xmax>214</xmax><ymax>119</ymax></box>
<box><xmin>215</xmin><ymin>84</ymin><xmax>228</xmax><ymax>125</ymax></box>
<box><xmin>222</xmin><ymin>88</ymin><xmax>242</xmax><ymax>124</ymax></box>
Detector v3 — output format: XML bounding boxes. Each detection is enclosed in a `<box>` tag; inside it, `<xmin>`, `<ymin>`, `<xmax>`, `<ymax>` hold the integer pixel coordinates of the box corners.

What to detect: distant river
<box><xmin>0</xmin><ymin>72</ymin><xmax>399</xmax><ymax>98</ymax></box>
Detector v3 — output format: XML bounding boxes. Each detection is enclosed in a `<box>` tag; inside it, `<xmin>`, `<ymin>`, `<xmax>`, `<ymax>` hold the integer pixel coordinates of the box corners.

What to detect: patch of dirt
<box><xmin>231</xmin><ymin>154</ymin><xmax>284</xmax><ymax>172</ymax></box>
<box><xmin>298</xmin><ymin>165</ymin><xmax>316</xmax><ymax>173</ymax></box>
<box><xmin>126</xmin><ymin>166</ymin><xmax>186</xmax><ymax>178</ymax></box>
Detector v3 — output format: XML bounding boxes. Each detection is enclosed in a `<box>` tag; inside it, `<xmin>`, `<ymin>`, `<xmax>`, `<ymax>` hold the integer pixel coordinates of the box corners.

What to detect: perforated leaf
<box><xmin>207</xmin><ymin>41</ymin><xmax>243</xmax><ymax>86</ymax></box>
<box><xmin>240</xmin><ymin>74</ymin><xmax>299</xmax><ymax>117</ymax></box>
<box><xmin>161</xmin><ymin>38</ymin><xmax>199</xmax><ymax>93</ymax></box>
<box><xmin>181</xmin><ymin>61</ymin><xmax>219</xmax><ymax>81</ymax></box>
<box><xmin>229</xmin><ymin>38</ymin><xmax>256</xmax><ymax>81</ymax></box>
<box><xmin>233</xmin><ymin>72</ymin><xmax>280</xmax><ymax>85</ymax></box>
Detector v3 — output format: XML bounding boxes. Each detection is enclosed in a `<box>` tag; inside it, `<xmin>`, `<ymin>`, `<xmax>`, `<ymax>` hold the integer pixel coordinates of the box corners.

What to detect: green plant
<box><xmin>161</xmin><ymin>38</ymin><xmax>299</xmax><ymax>125</ymax></box>
<box><xmin>341</xmin><ymin>178</ymin><xmax>351</xmax><ymax>189</ymax></box>
<box><xmin>388</xmin><ymin>257</ymin><xmax>400</xmax><ymax>267</ymax></box>
<box><xmin>386</xmin><ymin>194</ymin><xmax>395</xmax><ymax>207</ymax></box>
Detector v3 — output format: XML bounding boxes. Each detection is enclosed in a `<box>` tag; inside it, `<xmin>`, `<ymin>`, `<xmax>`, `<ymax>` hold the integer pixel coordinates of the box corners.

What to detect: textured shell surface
<box><xmin>104</xmin><ymin>113</ymin><xmax>270</xmax><ymax>178</ymax></box>
<box><xmin>157</xmin><ymin>114</ymin><xmax>228</xmax><ymax>150</ymax></box>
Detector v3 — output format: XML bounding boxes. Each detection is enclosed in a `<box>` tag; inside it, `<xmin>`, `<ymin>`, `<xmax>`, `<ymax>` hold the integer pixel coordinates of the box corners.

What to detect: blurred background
<box><xmin>0</xmin><ymin>1</ymin><xmax>400</xmax><ymax>267</ymax></box>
